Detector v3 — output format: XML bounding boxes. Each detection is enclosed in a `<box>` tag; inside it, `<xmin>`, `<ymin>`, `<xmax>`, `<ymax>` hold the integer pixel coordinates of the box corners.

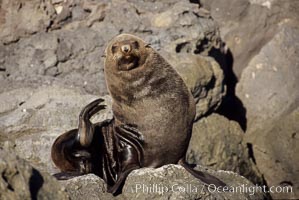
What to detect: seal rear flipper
<box><xmin>51</xmin><ymin>129</ymin><xmax>95</xmax><ymax>174</ymax></box>
<box><xmin>179</xmin><ymin>159</ymin><xmax>226</xmax><ymax>188</ymax></box>
<box><xmin>78</xmin><ymin>98</ymin><xmax>107</xmax><ymax>147</ymax></box>
<box><xmin>51</xmin><ymin>129</ymin><xmax>81</xmax><ymax>172</ymax></box>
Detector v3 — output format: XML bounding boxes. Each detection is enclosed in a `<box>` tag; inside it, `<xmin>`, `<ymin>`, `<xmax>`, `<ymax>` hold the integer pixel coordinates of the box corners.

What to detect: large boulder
<box><xmin>0</xmin><ymin>0</ymin><xmax>225</xmax><ymax>121</ymax></box>
<box><xmin>60</xmin><ymin>174</ymin><xmax>114</xmax><ymax>200</ymax></box>
<box><xmin>187</xmin><ymin>114</ymin><xmax>262</xmax><ymax>185</ymax></box>
<box><xmin>235</xmin><ymin>18</ymin><xmax>299</xmax><ymax>200</ymax></box>
<box><xmin>122</xmin><ymin>165</ymin><xmax>264</xmax><ymax>199</ymax></box>
<box><xmin>244</xmin><ymin>107</ymin><xmax>299</xmax><ymax>199</ymax></box>
<box><xmin>166</xmin><ymin>54</ymin><xmax>226</xmax><ymax>120</ymax></box>
<box><xmin>236</xmin><ymin>24</ymin><xmax>299</xmax><ymax>134</ymax></box>
<box><xmin>199</xmin><ymin>0</ymin><xmax>299</xmax><ymax>77</ymax></box>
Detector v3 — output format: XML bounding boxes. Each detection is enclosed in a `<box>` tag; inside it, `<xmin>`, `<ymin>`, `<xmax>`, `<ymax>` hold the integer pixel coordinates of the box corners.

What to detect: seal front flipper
<box><xmin>107</xmin><ymin>125</ymin><xmax>144</xmax><ymax>195</ymax></box>
<box><xmin>178</xmin><ymin>159</ymin><xmax>226</xmax><ymax>188</ymax></box>
<box><xmin>78</xmin><ymin>98</ymin><xmax>106</xmax><ymax>147</ymax></box>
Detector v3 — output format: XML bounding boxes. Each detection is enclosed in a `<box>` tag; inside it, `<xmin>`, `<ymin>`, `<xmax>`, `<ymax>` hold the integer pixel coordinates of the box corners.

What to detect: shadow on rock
<box><xmin>209</xmin><ymin>46</ymin><xmax>247</xmax><ymax>131</ymax></box>
<box><xmin>29</xmin><ymin>169</ymin><xmax>44</xmax><ymax>200</ymax></box>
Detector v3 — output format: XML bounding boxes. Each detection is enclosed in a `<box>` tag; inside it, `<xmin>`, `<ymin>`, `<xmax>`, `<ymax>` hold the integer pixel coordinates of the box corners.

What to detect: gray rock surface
<box><xmin>197</xmin><ymin>2</ymin><xmax>299</xmax><ymax>198</ymax></box>
<box><xmin>0</xmin><ymin>0</ymin><xmax>222</xmax><ymax>96</ymax></box>
<box><xmin>236</xmin><ymin>24</ymin><xmax>299</xmax><ymax>134</ymax></box>
<box><xmin>0</xmin><ymin>148</ymin><xmax>69</xmax><ymax>200</ymax></box>
<box><xmin>245</xmin><ymin>107</ymin><xmax>299</xmax><ymax>199</ymax></box>
<box><xmin>122</xmin><ymin>164</ymin><xmax>264</xmax><ymax>200</ymax></box>
<box><xmin>234</xmin><ymin>25</ymin><xmax>299</xmax><ymax>196</ymax></box>
<box><xmin>60</xmin><ymin>174</ymin><xmax>114</xmax><ymax>200</ymax></box>
<box><xmin>187</xmin><ymin>114</ymin><xmax>262</xmax><ymax>185</ymax></box>
<box><xmin>200</xmin><ymin>0</ymin><xmax>299</xmax><ymax>77</ymax></box>
<box><xmin>59</xmin><ymin>165</ymin><xmax>264</xmax><ymax>200</ymax></box>
<box><xmin>0</xmin><ymin>0</ymin><xmax>54</xmax><ymax>44</ymax></box>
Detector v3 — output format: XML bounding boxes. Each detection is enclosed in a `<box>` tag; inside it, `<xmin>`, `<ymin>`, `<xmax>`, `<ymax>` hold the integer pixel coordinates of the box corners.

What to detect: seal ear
<box><xmin>102</xmin><ymin>49</ymin><xmax>107</xmax><ymax>58</ymax></box>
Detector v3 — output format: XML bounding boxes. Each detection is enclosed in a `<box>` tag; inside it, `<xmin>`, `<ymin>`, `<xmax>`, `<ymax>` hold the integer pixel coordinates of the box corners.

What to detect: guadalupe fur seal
<box><xmin>51</xmin><ymin>34</ymin><xmax>226</xmax><ymax>195</ymax></box>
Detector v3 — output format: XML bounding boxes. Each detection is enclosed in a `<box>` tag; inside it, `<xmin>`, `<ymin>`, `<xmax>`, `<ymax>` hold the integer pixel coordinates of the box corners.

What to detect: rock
<box><xmin>236</xmin><ymin>24</ymin><xmax>299</xmax><ymax>134</ymax></box>
<box><xmin>121</xmin><ymin>164</ymin><xmax>265</xmax><ymax>200</ymax></box>
<box><xmin>60</xmin><ymin>165</ymin><xmax>265</xmax><ymax>199</ymax></box>
<box><xmin>187</xmin><ymin>114</ymin><xmax>262</xmax><ymax>185</ymax></box>
<box><xmin>0</xmin><ymin>0</ymin><xmax>55</xmax><ymax>44</ymax></box>
<box><xmin>245</xmin><ymin>107</ymin><xmax>299</xmax><ymax>199</ymax></box>
<box><xmin>0</xmin><ymin>0</ymin><xmax>221</xmax><ymax>96</ymax></box>
<box><xmin>199</xmin><ymin>0</ymin><xmax>299</xmax><ymax>78</ymax></box>
<box><xmin>199</xmin><ymin>0</ymin><xmax>299</xmax><ymax>79</ymax></box>
<box><xmin>235</xmin><ymin>23</ymin><xmax>299</xmax><ymax>199</ymax></box>
<box><xmin>0</xmin><ymin>148</ymin><xmax>68</xmax><ymax>200</ymax></box>
<box><xmin>1</xmin><ymin>29</ymin><xmax>108</xmax><ymax>96</ymax></box>
<box><xmin>93</xmin><ymin>0</ymin><xmax>221</xmax><ymax>55</ymax></box>
<box><xmin>166</xmin><ymin>54</ymin><xmax>226</xmax><ymax>120</ymax></box>
<box><xmin>59</xmin><ymin>174</ymin><xmax>114</xmax><ymax>200</ymax></box>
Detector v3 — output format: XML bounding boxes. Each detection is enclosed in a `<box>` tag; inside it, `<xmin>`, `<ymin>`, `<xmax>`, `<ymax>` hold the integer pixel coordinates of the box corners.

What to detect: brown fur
<box><xmin>104</xmin><ymin>34</ymin><xmax>196</xmax><ymax>167</ymax></box>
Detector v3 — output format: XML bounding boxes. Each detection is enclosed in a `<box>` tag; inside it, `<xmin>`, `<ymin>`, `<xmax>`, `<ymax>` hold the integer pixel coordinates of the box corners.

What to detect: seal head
<box><xmin>105</xmin><ymin>34</ymin><xmax>149</xmax><ymax>71</ymax></box>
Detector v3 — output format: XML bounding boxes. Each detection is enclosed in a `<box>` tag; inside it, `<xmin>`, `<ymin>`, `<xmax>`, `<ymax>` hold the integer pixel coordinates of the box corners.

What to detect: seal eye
<box><xmin>111</xmin><ymin>45</ymin><xmax>117</xmax><ymax>54</ymax></box>
<box><xmin>132</xmin><ymin>41</ymin><xmax>139</xmax><ymax>49</ymax></box>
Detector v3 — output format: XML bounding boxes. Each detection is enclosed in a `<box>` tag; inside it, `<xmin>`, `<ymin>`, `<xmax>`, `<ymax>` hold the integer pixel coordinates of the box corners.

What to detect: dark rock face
<box><xmin>199</xmin><ymin>1</ymin><xmax>299</xmax><ymax>199</ymax></box>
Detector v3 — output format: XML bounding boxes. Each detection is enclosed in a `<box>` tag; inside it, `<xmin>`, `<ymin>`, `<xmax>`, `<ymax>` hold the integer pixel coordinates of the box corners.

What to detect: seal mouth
<box><xmin>118</xmin><ymin>55</ymin><xmax>139</xmax><ymax>71</ymax></box>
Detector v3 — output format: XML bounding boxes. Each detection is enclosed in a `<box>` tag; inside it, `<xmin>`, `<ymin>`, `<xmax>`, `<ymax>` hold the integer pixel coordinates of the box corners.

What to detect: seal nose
<box><xmin>121</xmin><ymin>44</ymin><xmax>131</xmax><ymax>54</ymax></box>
